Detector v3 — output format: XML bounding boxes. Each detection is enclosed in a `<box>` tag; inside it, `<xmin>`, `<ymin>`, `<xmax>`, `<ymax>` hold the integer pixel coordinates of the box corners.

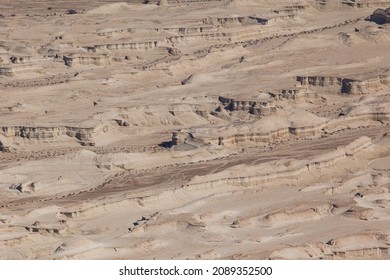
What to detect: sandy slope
<box><xmin>1</xmin><ymin>0</ymin><xmax>390</xmax><ymax>259</ymax></box>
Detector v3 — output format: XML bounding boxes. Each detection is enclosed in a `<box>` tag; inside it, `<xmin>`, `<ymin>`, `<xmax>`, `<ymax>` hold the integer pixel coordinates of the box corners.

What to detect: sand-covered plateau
<box><xmin>1</xmin><ymin>0</ymin><xmax>390</xmax><ymax>259</ymax></box>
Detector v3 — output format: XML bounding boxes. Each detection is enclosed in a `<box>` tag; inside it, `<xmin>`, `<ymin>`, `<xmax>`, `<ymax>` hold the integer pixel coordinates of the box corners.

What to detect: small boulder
<box><xmin>366</xmin><ymin>8</ymin><xmax>390</xmax><ymax>25</ymax></box>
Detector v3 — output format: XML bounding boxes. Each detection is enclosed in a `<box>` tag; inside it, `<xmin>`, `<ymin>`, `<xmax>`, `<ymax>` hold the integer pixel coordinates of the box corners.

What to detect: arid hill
<box><xmin>1</xmin><ymin>0</ymin><xmax>390</xmax><ymax>259</ymax></box>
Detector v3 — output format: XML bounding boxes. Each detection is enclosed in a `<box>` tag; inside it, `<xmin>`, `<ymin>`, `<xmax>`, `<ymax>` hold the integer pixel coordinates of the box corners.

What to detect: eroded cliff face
<box><xmin>0</xmin><ymin>65</ymin><xmax>41</xmax><ymax>77</ymax></box>
<box><xmin>89</xmin><ymin>41</ymin><xmax>159</xmax><ymax>51</ymax></box>
<box><xmin>343</xmin><ymin>0</ymin><xmax>390</xmax><ymax>8</ymax></box>
<box><xmin>202</xmin><ymin>16</ymin><xmax>268</xmax><ymax>26</ymax></box>
<box><xmin>63</xmin><ymin>54</ymin><xmax>111</xmax><ymax>67</ymax></box>
<box><xmin>1</xmin><ymin>0</ymin><xmax>390</xmax><ymax>260</ymax></box>
<box><xmin>297</xmin><ymin>74</ymin><xmax>390</xmax><ymax>94</ymax></box>
<box><xmin>366</xmin><ymin>7</ymin><xmax>390</xmax><ymax>24</ymax></box>
<box><xmin>218</xmin><ymin>96</ymin><xmax>276</xmax><ymax>116</ymax></box>
<box><xmin>297</xmin><ymin>76</ymin><xmax>342</xmax><ymax>87</ymax></box>
<box><xmin>184</xmin><ymin>137</ymin><xmax>372</xmax><ymax>190</ymax></box>
<box><xmin>0</xmin><ymin>123</ymin><xmax>118</xmax><ymax>147</ymax></box>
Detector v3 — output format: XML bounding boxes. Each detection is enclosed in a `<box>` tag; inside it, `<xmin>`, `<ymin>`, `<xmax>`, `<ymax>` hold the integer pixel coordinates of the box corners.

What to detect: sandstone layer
<box><xmin>1</xmin><ymin>0</ymin><xmax>390</xmax><ymax>259</ymax></box>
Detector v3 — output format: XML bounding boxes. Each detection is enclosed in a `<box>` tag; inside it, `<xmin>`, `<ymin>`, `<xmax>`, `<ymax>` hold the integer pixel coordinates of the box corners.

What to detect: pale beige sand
<box><xmin>1</xmin><ymin>0</ymin><xmax>390</xmax><ymax>259</ymax></box>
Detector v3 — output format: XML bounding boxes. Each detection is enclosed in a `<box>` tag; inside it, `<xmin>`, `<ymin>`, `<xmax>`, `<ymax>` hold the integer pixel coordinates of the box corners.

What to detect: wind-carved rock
<box><xmin>218</xmin><ymin>96</ymin><xmax>276</xmax><ymax>116</ymax></box>
<box><xmin>158</xmin><ymin>0</ymin><xmax>169</xmax><ymax>6</ymax></box>
<box><xmin>0</xmin><ymin>125</ymin><xmax>107</xmax><ymax>146</ymax></box>
<box><xmin>63</xmin><ymin>54</ymin><xmax>110</xmax><ymax>67</ymax></box>
<box><xmin>171</xmin><ymin>129</ymin><xmax>194</xmax><ymax>145</ymax></box>
<box><xmin>274</xmin><ymin>4</ymin><xmax>307</xmax><ymax>14</ymax></box>
<box><xmin>115</xmin><ymin>119</ymin><xmax>129</xmax><ymax>127</ymax></box>
<box><xmin>296</xmin><ymin>76</ymin><xmax>342</xmax><ymax>87</ymax></box>
<box><xmin>184</xmin><ymin>136</ymin><xmax>372</xmax><ymax>190</ymax></box>
<box><xmin>167</xmin><ymin>47</ymin><xmax>182</xmax><ymax>55</ymax></box>
<box><xmin>341</xmin><ymin>76</ymin><xmax>388</xmax><ymax>94</ymax></box>
<box><xmin>0</xmin><ymin>140</ymin><xmax>9</xmax><ymax>152</ymax></box>
<box><xmin>343</xmin><ymin>1</ymin><xmax>390</xmax><ymax>8</ymax></box>
<box><xmin>202</xmin><ymin>16</ymin><xmax>268</xmax><ymax>26</ymax></box>
<box><xmin>86</xmin><ymin>41</ymin><xmax>158</xmax><ymax>52</ymax></box>
<box><xmin>9</xmin><ymin>182</ymin><xmax>36</xmax><ymax>193</ymax></box>
<box><xmin>9</xmin><ymin>55</ymin><xmax>32</xmax><ymax>64</ymax></box>
<box><xmin>0</xmin><ymin>65</ymin><xmax>40</xmax><ymax>77</ymax></box>
<box><xmin>25</xmin><ymin>221</ymin><xmax>67</xmax><ymax>236</ymax></box>
<box><xmin>163</xmin><ymin>0</ymin><xmax>225</xmax><ymax>5</ymax></box>
<box><xmin>296</xmin><ymin>74</ymin><xmax>390</xmax><ymax>94</ymax></box>
<box><xmin>269</xmin><ymin>88</ymin><xmax>309</xmax><ymax>101</ymax></box>
<box><xmin>128</xmin><ymin>212</ymin><xmax>160</xmax><ymax>233</ymax></box>
<box><xmin>366</xmin><ymin>7</ymin><xmax>390</xmax><ymax>24</ymax></box>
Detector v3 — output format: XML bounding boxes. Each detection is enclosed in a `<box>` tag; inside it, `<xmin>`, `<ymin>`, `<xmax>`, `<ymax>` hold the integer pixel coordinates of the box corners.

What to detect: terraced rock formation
<box><xmin>366</xmin><ymin>7</ymin><xmax>390</xmax><ymax>23</ymax></box>
<box><xmin>0</xmin><ymin>0</ymin><xmax>390</xmax><ymax>260</ymax></box>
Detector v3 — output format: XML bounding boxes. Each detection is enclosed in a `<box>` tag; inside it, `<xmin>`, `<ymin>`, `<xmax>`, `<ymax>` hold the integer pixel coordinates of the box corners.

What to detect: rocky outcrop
<box><xmin>270</xmin><ymin>232</ymin><xmax>390</xmax><ymax>259</ymax></box>
<box><xmin>181</xmin><ymin>74</ymin><xmax>194</xmax><ymax>85</ymax></box>
<box><xmin>63</xmin><ymin>54</ymin><xmax>110</xmax><ymax>67</ymax></box>
<box><xmin>96</xmin><ymin>28</ymin><xmax>129</xmax><ymax>37</ymax></box>
<box><xmin>270</xmin><ymin>88</ymin><xmax>308</xmax><ymax>101</ymax></box>
<box><xmin>65</xmin><ymin>9</ymin><xmax>83</xmax><ymax>15</ymax></box>
<box><xmin>215</xmin><ymin>124</ymin><xmax>322</xmax><ymax>146</ymax></box>
<box><xmin>296</xmin><ymin>76</ymin><xmax>342</xmax><ymax>87</ymax></box>
<box><xmin>224</xmin><ymin>127</ymin><xmax>291</xmax><ymax>145</ymax></box>
<box><xmin>0</xmin><ymin>72</ymin><xmax>75</xmax><ymax>88</ymax></box>
<box><xmin>288</xmin><ymin>125</ymin><xmax>322</xmax><ymax>138</ymax></box>
<box><xmin>343</xmin><ymin>1</ymin><xmax>390</xmax><ymax>8</ymax></box>
<box><xmin>165</xmin><ymin>26</ymin><xmax>277</xmax><ymax>43</ymax></box>
<box><xmin>0</xmin><ymin>125</ymin><xmax>112</xmax><ymax>146</ymax></box>
<box><xmin>172</xmin><ymin>129</ymin><xmax>194</xmax><ymax>145</ymax></box>
<box><xmin>164</xmin><ymin>0</ymin><xmax>225</xmax><ymax>5</ymax></box>
<box><xmin>275</xmin><ymin>4</ymin><xmax>308</xmax><ymax>13</ymax></box>
<box><xmin>297</xmin><ymin>74</ymin><xmax>390</xmax><ymax>94</ymax></box>
<box><xmin>198</xmin><ymin>105</ymin><xmax>390</xmax><ymax>146</ymax></box>
<box><xmin>141</xmin><ymin>26</ymin><xmax>217</xmax><ymax>34</ymax></box>
<box><xmin>0</xmin><ymin>67</ymin><xmax>13</xmax><ymax>77</ymax></box>
<box><xmin>86</xmin><ymin>41</ymin><xmax>159</xmax><ymax>52</ymax></box>
<box><xmin>176</xmin><ymin>26</ymin><xmax>217</xmax><ymax>34</ymax></box>
<box><xmin>184</xmin><ymin>137</ymin><xmax>372</xmax><ymax>190</ymax></box>
<box><xmin>24</xmin><ymin>221</ymin><xmax>67</xmax><ymax>236</ymax></box>
<box><xmin>218</xmin><ymin>96</ymin><xmax>276</xmax><ymax>116</ymax></box>
<box><xmin>97</xmin><ymin>27</ymin><xmax>217</xmax><ymax>38</ymax></box>
<box><xmin>263</xmin><ymin>203</ymin><xmax>337</xmax><ymax>226</ymax></box>
<box><xmin>194</xmin><ymin>122</ymin><xmax>322</xmax><ymax>146</ymax></box>
<box><xmin>0</xmin><ymin>135</ymin><xmax>11</xmax><ymax>152</ymax></box>
<box><xmin>366</xmin><ymin>7</ymin><xmax>390</xmax><ymax>24</ymax></box>
<box><xmin>114</xmin><ymin>119</ymin><xmax>129</xmax><ymax>127</ymax></box>
<box><xmin>0</xmin><ymin>141</ymin><xmax>9</xmax><ymax>152</ymax></box>
<box><xmin>380</xmin><ymin>75</ymin><xmax>390</xmax><ymax>86</ymax></box>
<box><xmin>121</xmin><ymin>16</ymin><xmax>360</xmax><ymax>53</ymax></box>
<box><xmin>9</xmin><ymin>182</ymin><xmax>35</xmax><ymax>193</ymax></box>
<box><xmin>0</xmin><ymin>65</ymin><xmax>40</xmax><ymax>77</ymax></box>
<box><xmin>202</xmin><ymin>16</ymin><xmax>268</xmax><ymax>26</ymax></box>
<box><xmin>9</xmin><ymin>55</ymin><xmax>33</xmax><ymax>64</ymax></box>
<box><xmin>167</xmin><ymin>47</ymin><xmax>182</xmax><ymax>55</ymax></box>
<box><xmin>128</xmin><ymin>212</ymin><xmax>160</xmax><ymax>233</ymax></box>
<box><xmin>341</xmin><ymin>77</ymin><xmax>383</xmax><ymax>95</ymax></box>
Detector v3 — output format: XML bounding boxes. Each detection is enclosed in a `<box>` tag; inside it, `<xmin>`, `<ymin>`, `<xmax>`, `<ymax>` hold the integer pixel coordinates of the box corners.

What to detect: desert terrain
<box><xmin>1</xmin><ymin>0</ymin><xmax>390</xmax><ymax>259</ymax></box>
